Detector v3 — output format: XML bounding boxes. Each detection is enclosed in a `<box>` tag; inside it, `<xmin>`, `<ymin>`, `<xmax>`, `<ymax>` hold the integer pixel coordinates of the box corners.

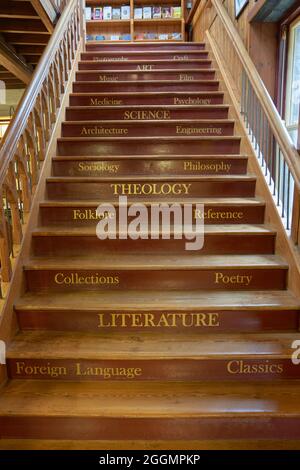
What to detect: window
<box><xmin>285</xmin><ymin>17</ymin><xmax>300</xmax><ymax>145</ymax></box>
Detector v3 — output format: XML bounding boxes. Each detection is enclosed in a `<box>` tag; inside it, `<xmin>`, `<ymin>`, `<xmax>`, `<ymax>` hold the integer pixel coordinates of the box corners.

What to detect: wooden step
<box><xmin>15</xmin><ymin>290</ymin><xmax>300</xmax><ymax>334</ymax></box>
<box><xmin>78</xmin><ymin>59</ymin><xmax>213</xmax><ymax>70</ymax></box>
<box><xmin>2</xmin><ymin>381</ymin><xmax>300</xmax><ymax>440</ymax></box>
<box><xmin>69</xmin><ymin>91</ymin><xmax>225</xmax><ymax>107</ymax></box>
<box><xmin>39</xmin><ymin>198</ymin><xmax>264</xmax><ymax>226</ymax></box>
<box><xmin>6</xmin><ymin>331</ymin><xmax>300</xmax><ymax>381</ymax></box>
<box><xmin>73</xmin><ymin>80</ymin><xmax>220</xmax><ymax>93</ymax></box>
<box><xmin>65</xmin><ymin>105</ymin><xmax>230</xmax><ymax>121</ymax></box>
<box><xmin>81</xmin><ymin>51</ymin><xmax>210</xmax><ymax>61</ymax></box>
<box><xmin>3</xmin><ymin>439</ymin><xmax>300</xmax><ymax>450</ymax></box>
<box><xmin>46</xmin><ymin>175</ymin><xmax>255</xmax><ymax>200</ymax></box>
<box><xmin>85</xmin><ymin>42</ymin><xmax>206</xmax><ymax>52</ymax></box>
<box><xmin>75</xmin><ymin>70</ymin><xmax>216</xmax><ymax>82</ymax></box>
<box><xmin>31</xmin><ymin>225</ymin><xmax>276</xmax><ymax>256</ymax></box>
<box><xmin>51</xmin><ymin>155</ymin><xmax>247</xmax><ymax>177</ymax></box>
<box><xmin>57</xmin><ymin>136</ymin><xmax>241</xmax><ymax>156</ymax></box>
<box><xmin>61</xmin><ymin>120</ymin><xmax>235</xmax><ymax>138</ymax></box>
<box><xmin>23</xmin><ymin>254</ymin><xmax>288</xmax><ymax>292</ymax></box>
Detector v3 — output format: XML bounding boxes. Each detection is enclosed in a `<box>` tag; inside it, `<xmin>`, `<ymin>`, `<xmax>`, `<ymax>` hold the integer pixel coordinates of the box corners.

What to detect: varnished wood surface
<box><xmin>15</xmin><ymin>290</ymin><xmax>300</xmax><ymax>311</ymax></box>
<box><xmin>24</xmin><ymin>253</ymin><xmax>287</xmax><ymax>270</ymax></box>
<box><xmin>6</xmin><ymin>331</ymin><xmax>300</xmax><ymax>360</ymax></box>
<box><xmin>1</xmin><ymin>380</ymin><xmax>300</xmax><ymax>417</ymax></box>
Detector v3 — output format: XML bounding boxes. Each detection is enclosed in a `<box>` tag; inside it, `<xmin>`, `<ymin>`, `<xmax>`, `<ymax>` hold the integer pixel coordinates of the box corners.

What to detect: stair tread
<box><xmin>63</xmin><ymin>119</ymin><xmax>235</xmax><ymax>124</ymax></box>
<box><xmin>47</xmin><ymin>175</ymin><xmax>253</xmax><ymax>182</ymax></box>
<box><xmin>52</xmin><ymin>154</ymin><xmax>245</xmax><ymax>160</ymax></box>
<box><xmin>1</xmin><ymin>380</ymin><xmax>300</xmax><ymax>417</ymax></box>
<box><xmin>66</xmin><ymin>105</ymin><xmax>229</xmax><ymax>110</ymax></box>
<box><xmin>40</xmin><ymin>197</ymin><xmax>264</xmax><ymax>206</ymax></box>
<box><xmin>24</xmin><ymin>254</ymin><xmax>287</xmax><ymax>270</ymax></box>
<box><xmin>80</xmin><ymin>59</ymin><xmax>213</xmax><ymax>63</ymax></box>
<box><xmin>70</xmin><ymin>91</ymin><xmax>224</xmax><ymax>96</ymax></box>
<box><xmin>15</xmin><ymin>290</ymin><xmax>300</xmax><ymax>311</ymax></box>
<box><xmin>77</xmin><ymin>68</ymin><xmax>217</xmax><ymax>72</ymax></box>
<box><xmin>74</xmin><ymin>79</ymin><xmax>219</xmax><ymax>84</ymax></box>
<box><xmin>57</xmin><ymin>135</ymin><xmax>240</xmax><ymax>141</ymax></box>
<box><xmin>6</xmin><ymin>331</ymin><xmax>300</xmax><ymax>359</ymax></box>
<box><xmin>32</xmin><ymin>225</ymin><xmax>276</xmax><ymax>236</ymax></box>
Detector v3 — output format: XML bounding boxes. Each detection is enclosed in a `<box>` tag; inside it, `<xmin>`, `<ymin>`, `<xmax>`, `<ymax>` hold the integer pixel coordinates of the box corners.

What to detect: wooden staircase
<box><xmin>1</xmin><ymin>41</ymin><xmax>300</xmax><ymax>449</ymax></box>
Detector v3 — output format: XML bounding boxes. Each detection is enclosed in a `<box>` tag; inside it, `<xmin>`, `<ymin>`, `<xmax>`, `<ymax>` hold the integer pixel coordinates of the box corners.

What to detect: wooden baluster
<box><xmin>0</xmin><ymin>200</ymin><xmax>12</xmax><ymax>282</ymax></box>
<box><xmin>5</xmin><ymin>163</ymin><xmax>22</xmax><ymax>245</ymax></box>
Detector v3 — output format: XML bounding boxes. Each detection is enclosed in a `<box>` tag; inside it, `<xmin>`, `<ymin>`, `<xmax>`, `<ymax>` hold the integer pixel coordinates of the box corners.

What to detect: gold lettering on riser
<box><xmin>54</xmin><ymin>273</ymin><xmax>120</xmax><ymax>286</ymax></box>
<box><xmin>75</xmin><ymin>364</ymin><xmax>142</xmax><ymax>379</ymax></box>
<box><xmin>110</xmin><ymin>183</ymin><xmax>192</xmax><ymax>196</ymax></box>
<box><xmin>15</xmin><ymin>362</ymin><xmax>67</xmax><ymax>378</ymax></box>
<box><xmin>215</xmin><ymin>273</ymin><xmax>253</xmax><ymax>286</ymax></box>
<box><xmin>179</xmin><ymin>74</ymin><xmax>195</xmax><ymax>81</ymax></box>
<box><xmin>137</xmin><ymin>65</ymin><xmax>153</xmax><ymax>70</ymax></box>
<box><xmin>183</xmin><ymin>161</ymin><xmax>231</xmax><ymax>173</ymax></box>
<box><xmin>90</xmin><ymin>98</ymin><xmax>123</xmax><ymax>106</ymax></box>
<box><xmin>97</xmin><ymin>312</ymin><xmax>220</xmax><ymax>328</ymax></box>
<box><xmin>227</xmin><ymin>360</ymin><xmax>284</xmax><ymax>375</ymax></box>
<box><xmin>173</xmin><ymin>55</ymin><xmax>188</xmax><ymax>60</ymax></box>
<box><xmin>80</xmin><ymin>127</ymin><xmax>128</xmax><ymax>136</ymax></box>
<box><xmin>194</xmin><ymin>210</ymin><xmax>244</xmax><ymax>221</ymax></box>
<box><xmin>123</xmin><ymin>110</ymin><xmax>171</xmax><ymax>120</ymax></box>
<box><xmin>73</xmin><ymin>209</ymin><xmax>115</xmax><ymax>221</ymax></box>
<box><xmin>177</xmin><ymin>126</ymin><xmax>222</xmax><ymax>135</ymax></box>
<box><xmin>174</xmin><ymin>97</ymin><xmax>212</xmax><ymax>105</ymax></box>
<box><xmin>78</xmin><ymin>162</ymin><xmax>120</xmax><ymax>173</ymax></box>
<box><xmin>99</xmin><ymin>75</ymin><xmax>119</xmax><ymax>81</ymax></box>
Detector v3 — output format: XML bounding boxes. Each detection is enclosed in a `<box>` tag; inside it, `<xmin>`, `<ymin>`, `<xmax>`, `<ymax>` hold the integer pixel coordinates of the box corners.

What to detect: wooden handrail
<box><xmin>0</xmin><ymin>0</ymin><xmax>83</xmax><ymax>287</ymax></box>
<box><xmin>211</xmin><ymin>0</ymin><xmax>300</xmax><ymax>188</ymax></box>
<box><xmin>0</xmin><ymin>0</ymin><xmax>78</xmax><ymax>186</ymax></box>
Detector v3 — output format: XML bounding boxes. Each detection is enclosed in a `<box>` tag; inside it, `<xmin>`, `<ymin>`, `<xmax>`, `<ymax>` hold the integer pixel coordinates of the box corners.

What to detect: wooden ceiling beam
<box><xmin>0</xmin><ymin>38</ymin><xmax>32</xmax><ymax>84</ymax></box>
<box><xmin>30</xmin><ymin>0</ymin><xmax>55</xmax><ymax>34</ymax></box>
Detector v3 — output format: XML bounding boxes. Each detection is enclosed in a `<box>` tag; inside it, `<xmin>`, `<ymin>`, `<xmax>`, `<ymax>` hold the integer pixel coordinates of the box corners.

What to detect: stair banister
<box><xmin>188</xmin><ymin>0</ymin><xmax>300</xmax><ymax>247</ymax></box>
<box><xmin>0</xmin><ymin>0</ymin><xmax>84</xmax><ymax>295</ymax></box>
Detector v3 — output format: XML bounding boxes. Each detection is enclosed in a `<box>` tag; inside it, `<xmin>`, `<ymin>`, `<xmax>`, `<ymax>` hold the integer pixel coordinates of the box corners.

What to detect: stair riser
<box><xmin>61</xmin><ymin>122</ymin><xmax>235</xmax><ymax>138</ymax></box>
<box><xmin>81</xmin><ymin>52</ymin><xmax>210</xmax><ymax>60</ymax></box>
<box><xmin>46</xmin><ymin>180</ymin><xmax>255</xmax><ymax>200</ymax></box>
<box><xmin>40</xmin><ymin>204</ymin><xmax>263</xmax><ymax>226</ymax></box>
<box><xmin>85</xmin><ymin>44</ymin><xmax>206</xmax><ymax>52</ymax></box>
<box><xmin>52</xmin><ymin>157</ymin><xmax>247</xmax><ymax>177</ymax></box>
<box><xmin>78</xmin><ymin>61</ymin><xmax>212</xmax><ymax>70</ymax></box>
<box><xmin>69</xmin><ymin>93</ymin><xmax>224</xmax><ymax>106</ymax></box>
<box><xmin>73</xmin><ymin>82</ymin><xmax>219</xmax><ymax>92</ymax></box>
<box><xmin>76</xmin><ymin>71</ymin><xmax>216</xmax><ymax>82</ymax></box>
<box><xmin>57</xmin><ymin>138</ymin><xmax>240</xmax><ymax>156</ymax></box>
<box><xmin>1</xmin><ymin>416</ymin><xmax>300</xmax><ymax>440</ymax></box>
<box><xmin>16</xmin><ymin>309</ymin><xmax>299</xmax><ymax>334</ymax></box>
<box><xmin>31</xmin><ymin>234</ymin><xmax>276</xmax><ymax>256</ymax></box>
<box><xmin>25</xmin><ymin>268</ymin><xmax>287</xmax><ymax>292</ymax></box>
<box><xmin>7</xmin><ymin>357</ymin><xmax>298</xmax><ymax>382</ymax></box>
<box><xmin>65</xmin><ymin>107</ymin><xmax>229</xmax><ymax>121</ymax></box>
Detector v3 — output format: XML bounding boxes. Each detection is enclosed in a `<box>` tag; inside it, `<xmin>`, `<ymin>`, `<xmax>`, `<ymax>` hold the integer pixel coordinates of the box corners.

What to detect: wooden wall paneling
<box><xmin>206</xmin><ymin>31</ymin><xmax>300</xmax><ymax>301</ymax></box>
